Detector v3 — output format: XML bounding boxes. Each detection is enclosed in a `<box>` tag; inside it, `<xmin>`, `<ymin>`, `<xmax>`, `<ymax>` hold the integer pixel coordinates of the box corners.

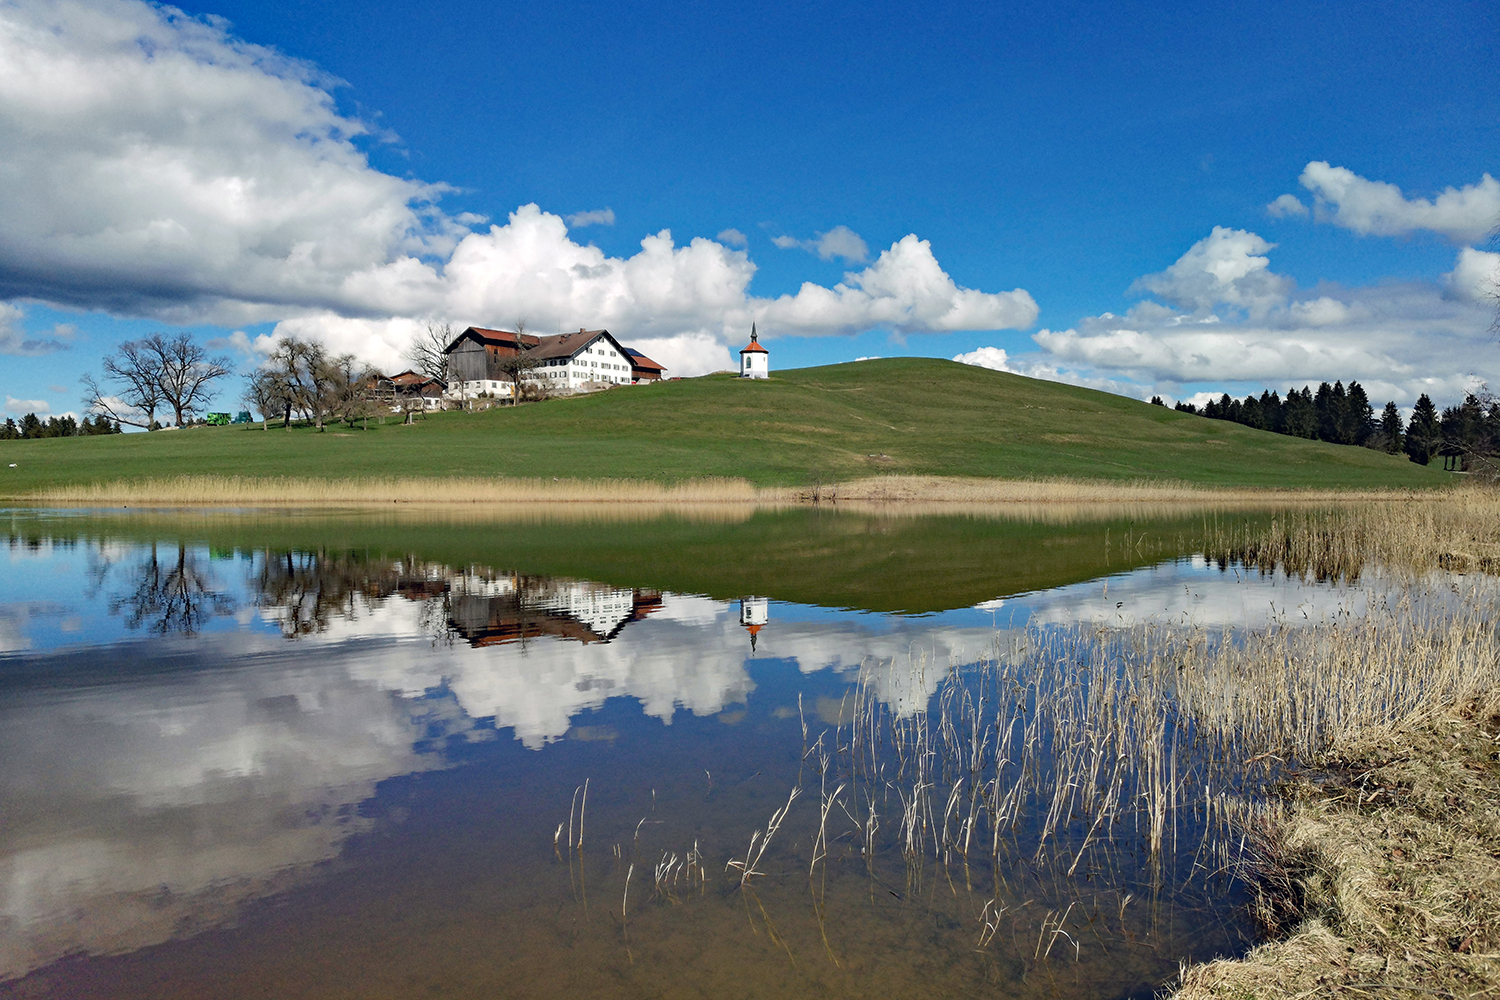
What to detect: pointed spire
<box><xmin>750</xmin><ymin>322</ymin><xmax>758</xmax><ymax>343</ymax></box>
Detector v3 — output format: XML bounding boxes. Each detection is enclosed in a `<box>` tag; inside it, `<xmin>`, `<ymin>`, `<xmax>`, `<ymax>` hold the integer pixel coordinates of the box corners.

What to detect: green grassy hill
<box><xmin>0</xmin><ymin>358</ymin><xmax>1447</xmax><ymax>493</ymax></box>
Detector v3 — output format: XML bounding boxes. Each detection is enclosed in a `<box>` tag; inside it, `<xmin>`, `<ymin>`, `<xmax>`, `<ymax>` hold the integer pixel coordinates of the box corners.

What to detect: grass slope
<box><xmin>0</xmin><ymin>359</ymin><xmax>1446</xmax><ymax>493</ymax></box>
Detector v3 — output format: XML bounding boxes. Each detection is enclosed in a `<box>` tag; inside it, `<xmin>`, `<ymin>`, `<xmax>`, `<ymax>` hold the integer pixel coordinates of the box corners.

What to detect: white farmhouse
<box><xmin>739</xmin><ymin>325</ymin><xmax>769</xmax><ymax>378</ymax></box>
<box><xmin>527</xmin><ymin>329</ymin><xmax>658</xmax><ymax>392</ymax></box>
<box><xmin>443</xmin><ymin>326</ymin><xmax>665</xmax><ymax>402</ymax></box>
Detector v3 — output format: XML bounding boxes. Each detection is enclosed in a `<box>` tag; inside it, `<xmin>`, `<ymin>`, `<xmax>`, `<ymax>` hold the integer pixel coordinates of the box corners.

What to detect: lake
<box><xmin>0</xmin><ymin>503</ymin><xmax>1377</xmax><ymax>999</ymax></box>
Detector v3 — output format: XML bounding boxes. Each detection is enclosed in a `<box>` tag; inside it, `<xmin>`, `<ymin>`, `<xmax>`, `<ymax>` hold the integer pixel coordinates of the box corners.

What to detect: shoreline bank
<box><xmin>3</xmin><ymin>473</ymin><xmax>1452</xmax><ymax>507</ymax></box>
<box><xmin>1174</xmin><ymin>688</ymin><xmax>1500</xmax><ymax>999</ymax></box>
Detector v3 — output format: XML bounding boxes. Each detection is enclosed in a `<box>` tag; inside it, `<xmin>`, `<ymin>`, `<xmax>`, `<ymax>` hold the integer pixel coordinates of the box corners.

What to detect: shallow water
<box><xmin>0</xmin><ymin>506</ymin><xmax>1375</xmax><ymax>998</ymax></box>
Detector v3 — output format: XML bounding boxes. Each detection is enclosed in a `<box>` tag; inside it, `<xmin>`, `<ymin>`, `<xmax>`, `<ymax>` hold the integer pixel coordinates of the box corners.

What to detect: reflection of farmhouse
<box><xmin>448</xmin><ymin>575</ymin><xmax>664</xmax><ymax>647</ymax></box>
<box><xmin>444</xmin><ymin>327</ymin><xmax>666</xmax><ymax>402</ymax></box>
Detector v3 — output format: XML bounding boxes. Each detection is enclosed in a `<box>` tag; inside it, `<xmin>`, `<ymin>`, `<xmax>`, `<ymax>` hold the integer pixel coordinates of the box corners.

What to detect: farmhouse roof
<box><xmin>526</xmin><ymin>329</ymin><xmax>611</xmax><ymax>360</ymax></box>
<box><xmin>444</xmin><ymin>326</ymin><xmax>541</xmax><ymax>353</ymax></box>
<box><xmin>624</xmin><ymin>348</ymin><xmax>665</xmax><ymax>374</ymax></box>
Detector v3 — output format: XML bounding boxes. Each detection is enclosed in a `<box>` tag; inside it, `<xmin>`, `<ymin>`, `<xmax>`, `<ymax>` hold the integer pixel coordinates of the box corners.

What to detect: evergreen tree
<box><xmin>1378</xmin><ymin>401</ymin><xmax>1404</xmax><ymax>454</ymax></box>
<box><xmin>1343</xmin><ymin>382</ymin><xmax>1374</xmax><ymax>446</ymax></box>
<box><xmin>1284</xmin><ymin>387</ymin><xmax>1317</xmax><ymax>438</ymax></box>
<box><xmin>1261</xmin><ymin>390</ymin><xmax>1284</xmax><ymax>433</ymax></box>
<box><xmin>18</xmin><ymin>413</ymin><xmax>41</xmax><ymax>439</ymax></box>
<box><xmin>1405</xmin><ymin>394</ymin><xmax>1441</xmax><ymax>465</ymax></box>
<box><xmin>1240</xmin><ymin>393</ymin><xmax>1263</xmax><ymax>429</ymax></box>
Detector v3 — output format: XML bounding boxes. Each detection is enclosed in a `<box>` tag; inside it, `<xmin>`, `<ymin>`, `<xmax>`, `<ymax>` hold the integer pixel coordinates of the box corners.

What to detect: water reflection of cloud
<box><xmin>0</xmin><ymin>550</ymin><xmax>1402</xmax><ymax>982</ymax></box>
<box><xmin>1014</xmin><ymin>558</ymin><xmax>1378</xmax><ymax>630</ymax></box>
<box><xmin>0</xmin><ymin>642</ymin><xmax>474</xmax><ymax>981</ymax></box>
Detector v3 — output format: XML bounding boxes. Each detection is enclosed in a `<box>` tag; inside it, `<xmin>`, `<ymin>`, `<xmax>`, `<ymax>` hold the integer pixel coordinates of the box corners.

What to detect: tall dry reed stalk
<box><xmin>1203</xmin><ymin>485</ymin><xmax>1500</xmax><ymax>580</ymax></box>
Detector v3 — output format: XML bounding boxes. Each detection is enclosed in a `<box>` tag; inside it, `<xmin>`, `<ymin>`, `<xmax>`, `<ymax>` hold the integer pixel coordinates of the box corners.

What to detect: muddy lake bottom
<box><xmin>0</xmin><ymin>505</ymin><xmax>1393</xmax><ymax>998</ymax></box>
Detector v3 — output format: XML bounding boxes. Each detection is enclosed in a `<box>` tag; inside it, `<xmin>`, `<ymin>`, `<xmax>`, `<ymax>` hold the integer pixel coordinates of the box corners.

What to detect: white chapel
<box><xmin>739</xmin><ymin>325</ymin><xmax>769</xmax><ymax>378</ymax></box>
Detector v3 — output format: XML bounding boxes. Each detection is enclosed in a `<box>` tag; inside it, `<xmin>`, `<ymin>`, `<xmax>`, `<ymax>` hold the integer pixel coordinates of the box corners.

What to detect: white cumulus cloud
<box><xmin>1444</xmin><ymin>247</ymin><xmax>1500</xmax><ymax>305</ymax></box>
<box><xmin>1299</xmin><ymin>161</ymin><xmax>1500</xmax><ymax>244</ymax></box>
<box><xmin>1266</xmin><ymin>194</ymin><xmax>1308</xmax><ymax>218</ymax></box>
<box><xmin>0</xmin><ymin>0</ymin><xmax>468</xmax><ymax>324</ymax></box>
<box><xmin>1129</xmin><ymin>227</ymin><xmax>1293</xmax><ymax>317</ymax></box>
<box><xmin>274</xmin><ymin>208</ymin><xmax>1037</xmax><ymax>376</ymax></box>
<box><xmin>5</xmin><ymin>396</ymin><xmax>49</xmax><ymax>415</ymax></box>
<box><xmin>980</xmin><ymin>226</ymin><xmax>1500</xmax><ymax>407</ymax></box>
<box><xmin>757</xmin><ymin>234</ymin><xmax>1037</xmax><ymax>337</ymax></box>
<box><xmin>0</xmin><ymin>4</ymin><xmax>1036</xmax><ymax>380</ymax></box>
<box><xmin>0</xmin><ymin>304</ymin><xmax>72</xmax><ymax>356</ymax></box>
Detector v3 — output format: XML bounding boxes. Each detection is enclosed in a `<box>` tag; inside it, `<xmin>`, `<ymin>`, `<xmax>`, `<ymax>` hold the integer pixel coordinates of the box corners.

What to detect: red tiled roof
<box><xmin>445</xmin><ymin>326</ymin><xmax>541</xmax><ymax>352</ymax></box>
<box><xmin>625</xmin><ymin>348</ymin><xmax>665</xmax><ymax>373</ymax></box>
<box><xmin>740</xmin><ymin>340</ymin><xmax>768</xmax><ymax>354</ymax></box>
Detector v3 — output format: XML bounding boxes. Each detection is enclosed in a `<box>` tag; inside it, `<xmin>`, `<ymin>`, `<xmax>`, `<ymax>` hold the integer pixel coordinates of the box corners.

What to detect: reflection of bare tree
<box><xmin>255</xmin><ymin>550</ymin><xmax>395</xmax><ymax>637</ymax></box>
<box><xmin>110</xmin><ymin>542</ymin><xmax>236</xmax><ymax>634</ymax></box>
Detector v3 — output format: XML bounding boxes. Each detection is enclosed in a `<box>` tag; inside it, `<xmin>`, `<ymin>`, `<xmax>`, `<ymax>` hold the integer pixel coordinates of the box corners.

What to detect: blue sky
<box><xmin>1</xmin><ymin>0</ymin><xmax>1497</xmax><ymax>422</ymax></box>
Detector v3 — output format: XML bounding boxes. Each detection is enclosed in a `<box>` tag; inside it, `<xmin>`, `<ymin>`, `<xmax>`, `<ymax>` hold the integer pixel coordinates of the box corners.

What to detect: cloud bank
<box><xmin>960</xmin><ymin>223</ymin><xmax>1498</xmax><ymax>406</ymax></box>
<box><xmin>1298</xmin><ymin>162</ymin><xmax>1500</xmax><ymax>244</ymax></box>
<box><xmin>0</xmin><ymin>0</ymin><xmax>1036</xmax><ymax>377</ymax></box>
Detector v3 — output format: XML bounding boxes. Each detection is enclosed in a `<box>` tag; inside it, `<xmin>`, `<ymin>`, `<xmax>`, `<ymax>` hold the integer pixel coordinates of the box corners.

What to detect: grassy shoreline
<box><xmin>1174</xmin><ymin>491</ymin><xmax>1500</xmax><ymax>999</ymax></box>
<box><xmin>6</xmin><ymin>472</ymin><xmax>1455</xmax><ymax>506</ymax></box>
<box><xmin>1175</xmin><ymin>691</ymin><xmax>1500</xmax><ymax>999</ymax></box>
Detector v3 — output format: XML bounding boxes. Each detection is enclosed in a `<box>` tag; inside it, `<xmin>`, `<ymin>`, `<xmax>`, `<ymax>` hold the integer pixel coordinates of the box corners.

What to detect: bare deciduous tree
<box><xmin>243</xmin><ymin>367</ymin><xmax>291</xmax><ymax>430</ymax></box>
<box><xmin>83</xmin><ymin>341</ymin><xmax>162</xmax><ymax>429</ymax></box>
<box><xmin>83</xmin><ymin>333</ymin><xmax>232</xmax><ymax>429</ymax></box>
<box><xmin>408</xmin><ymin>321</ymin><xmax>454</xmax><ymax>384</ymax></box>
<box><xmin>492</xmin><ymin>320</ymin><xmax>542</xmax><ymax>405</ymax></box>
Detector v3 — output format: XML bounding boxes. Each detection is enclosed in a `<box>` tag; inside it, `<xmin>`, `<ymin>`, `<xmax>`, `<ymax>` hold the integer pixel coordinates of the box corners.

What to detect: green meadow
<box><xmin>0</xmin><ymin>359</ymin><xmax>1444</xmax><ymax>494</ymax></box>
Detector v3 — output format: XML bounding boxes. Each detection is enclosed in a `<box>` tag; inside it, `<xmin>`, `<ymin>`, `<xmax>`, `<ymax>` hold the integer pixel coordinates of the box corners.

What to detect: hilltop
<box><xmin>0</xmin><ymin>358</ymin><xmax>1448</xmax><ymax>497</ymax></box>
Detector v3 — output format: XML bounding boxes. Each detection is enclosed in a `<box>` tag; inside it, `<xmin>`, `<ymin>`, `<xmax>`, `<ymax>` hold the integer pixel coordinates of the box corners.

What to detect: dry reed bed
<box><xmin>1174</xmin><ymin>690</ymin><xmax>1500</xmax><ymax>999</ymax></box>
<box><xmin>15</xmin><ymin>472</ymin><xmax>1451</xmax><ymax>506</ymax></box>
<box><xmin>823</xmin><ymin>475</ymin><xmax>1437</xmax><ymax>505</ymax></box>
<box><xmin>21</xmin><ymin>474</ymin><xmax>781</xmax><ymax>505</ymax></box>
<box><xmin>1204</xmin><ymin>485</ymin><xmax>1500</xmax><ymax>579</ymax></box>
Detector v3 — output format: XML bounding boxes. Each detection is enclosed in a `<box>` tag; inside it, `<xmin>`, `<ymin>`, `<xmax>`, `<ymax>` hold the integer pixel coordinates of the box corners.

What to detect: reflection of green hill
<box><xmin>0</xmin><ymin>359</ymin><xmax>1443</xmax><ymax>494</ymax></box>
<box><xmin>8</xmin><ymin>506</ymin><xmax>1274</xmax><ymax>613</ymax></box>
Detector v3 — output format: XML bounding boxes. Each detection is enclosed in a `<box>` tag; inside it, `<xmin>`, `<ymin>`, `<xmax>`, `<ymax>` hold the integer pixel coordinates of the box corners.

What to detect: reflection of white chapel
<box><xmin>739</xmin><ymin>596</ymin><xmax>768</xmax><ymax>651</ymax></box>
<box><xmin>739</xmin><ymin>325</ymin><xmax>769</xmax><ymax>378</ymax></box>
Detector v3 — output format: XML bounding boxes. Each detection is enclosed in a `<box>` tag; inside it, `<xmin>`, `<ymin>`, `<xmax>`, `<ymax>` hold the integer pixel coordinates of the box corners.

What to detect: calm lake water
<box><xmin>0</xmin><ymin>505</ymin><xmax>1376</xmax><ymax>999</ymax></box>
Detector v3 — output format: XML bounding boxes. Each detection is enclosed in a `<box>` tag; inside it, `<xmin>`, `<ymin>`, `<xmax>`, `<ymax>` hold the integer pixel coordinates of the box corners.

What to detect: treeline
<box><xmin>1165</xmin><ymin>381</ymin><xmax>1499</xmax><ymax>469</ymax></box>
<box><xmin>0</xmin><ymin>414</ymin><xmax>121</xmax><ymax>440</ymax></box>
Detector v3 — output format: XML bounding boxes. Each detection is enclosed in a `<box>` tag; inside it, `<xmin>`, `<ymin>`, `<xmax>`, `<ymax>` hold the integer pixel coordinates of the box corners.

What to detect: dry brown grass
<box><xmin>1204</xmin><ymin>484</ymin><xmax>1500</xmax><ymax>580</ymax></box>
<box><xmin>17</xmin><ymin>472</ymin><xmax>1458</xmax><ymax>507</ymax></box>
<box><xmin>820</xmin><ymin>475</ymin><xmax>1437</xmax><ymax>505</ymax></box>
<box><xmin>1175</xmin><ymin>690</ymin><xmax>1500</xmax><ymax>1000</ymax></box>
<box><xmin>23</xmin><ymin>474</ymin><xmax>782</xmax><ymax>505</ymax></box>
<box><xmin>1171</xmin><ymin>490</ymin><xmax>1500</xmax><ymax>999</ymax></box>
